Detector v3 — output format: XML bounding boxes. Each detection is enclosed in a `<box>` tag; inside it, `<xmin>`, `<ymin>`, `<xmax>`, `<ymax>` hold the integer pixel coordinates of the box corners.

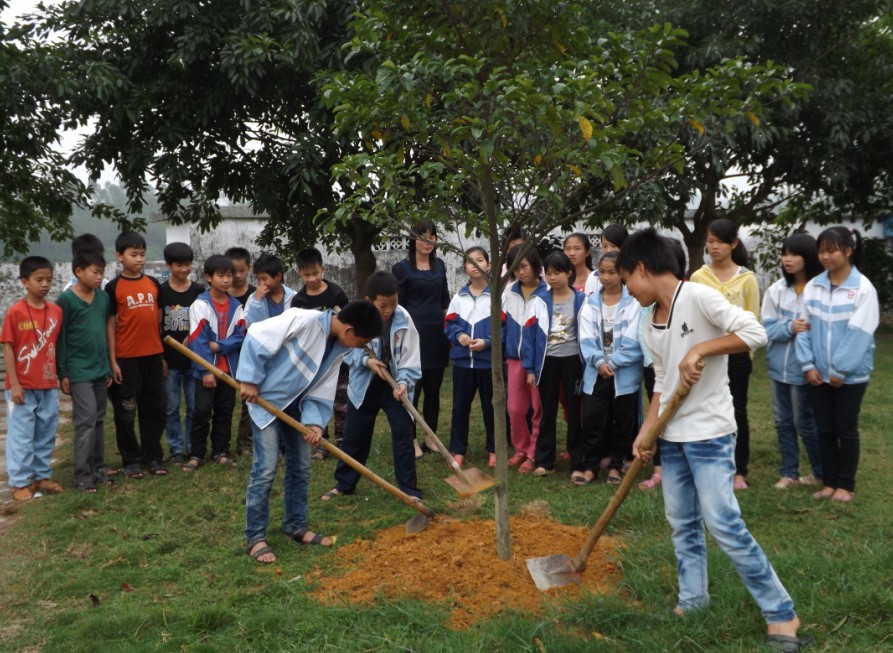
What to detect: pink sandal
<box><xmin>639</xmin><ymin>473</ymin><xmax>662</xmax><ymax>490</ymax></box>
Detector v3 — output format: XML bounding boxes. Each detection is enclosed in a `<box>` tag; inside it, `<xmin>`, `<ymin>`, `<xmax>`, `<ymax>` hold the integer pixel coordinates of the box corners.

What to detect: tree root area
<box><xmin>310</xmin><ymin>514</ymin><xmax>622</xmax><ymax>629</ymax></box>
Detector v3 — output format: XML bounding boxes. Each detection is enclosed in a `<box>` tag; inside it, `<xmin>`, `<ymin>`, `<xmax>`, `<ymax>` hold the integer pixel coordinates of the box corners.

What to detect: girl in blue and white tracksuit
<box><xmin>444</xmin><ymin>247</ymin><xmax>495</xmax><ymax>463</ymax></box>
<box><xmin>761</xmin><ymin>234</ymin><xmax>824</xmax><ymax>488</ymax></box>
<box><xmin>796</xmin><ymin>227</ymin><xmax>878</xmax><ymax>502</ymax></box>
<box><xmin>502</xmin><ymin>246</ymin><xmax>549</xmax><ymax>471</ymax></box>
<box><xmin>579</xmin><ymin>252</ymin><xmax>643</xmax><ymax>485</ymax></box>
<box><xmin>523</xmin><ymin>252</ymin><xmax>586</xmax><ymax>475</ymax></box>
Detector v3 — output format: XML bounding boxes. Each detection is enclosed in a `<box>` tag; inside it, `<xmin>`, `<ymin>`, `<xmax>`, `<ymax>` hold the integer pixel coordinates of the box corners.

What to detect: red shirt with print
<box><xmin>1</xmin><ymin>299</ymin><xmax>63</xmax><ymax>390</ymax></box>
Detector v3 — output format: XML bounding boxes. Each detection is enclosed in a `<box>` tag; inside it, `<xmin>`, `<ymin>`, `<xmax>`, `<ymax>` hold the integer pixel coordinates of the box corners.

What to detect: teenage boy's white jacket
<box><xmin>345</xmin><ymin>306</ymin><xmax>422</xmax><ymax>408</ymax></box>
<box><xmin>236</xmin><ymin>308</ymin><xmax>350</xmax><ymax>429</ymax></box>
<box><xmin>579</xmin><ymin>286</ymin><xmax>643</xmax><ymax>396</ymax></box>
<box><xmin>644</xmin><ymin>282</ymin><xmax>767</xmax><ymax>443</ymax></box>
<box><xmin>795</xmin><ymin>267</ymin><xmax>878</xmax><ymax>384</ymax></box>
<box><xmin>244</xmin><ymin>285</ymin><xmax>297</xmax><ymax>325</ymax></box>
<box><xmin>761</xmin><ymin>278</ymin><xmax>810</xmax><ymax>385</ymax></box>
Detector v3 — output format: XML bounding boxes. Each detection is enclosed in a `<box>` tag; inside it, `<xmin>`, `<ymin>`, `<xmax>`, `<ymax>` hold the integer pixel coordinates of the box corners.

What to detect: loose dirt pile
<box><xmin>310</xmin><ymin>510</ymin><xmax>622</xmax><ymax>629</ymax></box>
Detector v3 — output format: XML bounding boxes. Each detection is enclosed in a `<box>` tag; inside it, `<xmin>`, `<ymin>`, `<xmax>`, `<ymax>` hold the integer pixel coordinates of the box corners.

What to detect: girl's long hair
<box><xmin>408</xmin><ymin>219</ymin><xmax>439</xmax><ymax>270</ymax></box>
<box><xmin>564</xmin><ymin>232</ymin><xmax>593</xmax><ymax>270</ymax></box>
<box><xmin>707</xmin><ymin>218</ymin><xmax>748</xmax><ymax>267</ymax></box>
<box><xmin>781</xmin><ymin>233</ymin><xmax>823</xmax><ymax>286</ymax></box>
<box><xmin>816</xmin><ymin>226</ymin><xmax>862</xmax><ymax>267</ymax></box>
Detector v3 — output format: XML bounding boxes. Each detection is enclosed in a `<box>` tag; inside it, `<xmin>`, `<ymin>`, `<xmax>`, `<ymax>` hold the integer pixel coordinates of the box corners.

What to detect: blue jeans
<box><xmin>660</xmin><ymin>434</ymin><xmax>796</xmax><ymax>624</ymax></box>
<box><xmin>244</xmin><ymin>414</ymin><xmax>312</xmax><ymax>543</ymax></box>
<box><xmin>5</xmin><ymin>388</ymin><xmax>59</xmax><ymax>488</ymax></box>
<box><xmin>164</xmin><ymin>368</ymin><xmax>195</xmax><ymax>456</ymax></box>
<box><xmin>771</xmin><ymin>380</ymin><xmax>822</xmax><ymax>479</ymax></box>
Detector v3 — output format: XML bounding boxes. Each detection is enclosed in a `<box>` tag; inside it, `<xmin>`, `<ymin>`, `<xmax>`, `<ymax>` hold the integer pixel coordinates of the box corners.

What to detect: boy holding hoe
<box><xmin>237</xmin><ymin>301</ymin><xmax>382</xmax><ymax>564</ymax></box>
<box><xmin>619</xmin><ymin>228</ymin><xmax>812</xmax><ymax>652</ymax></box>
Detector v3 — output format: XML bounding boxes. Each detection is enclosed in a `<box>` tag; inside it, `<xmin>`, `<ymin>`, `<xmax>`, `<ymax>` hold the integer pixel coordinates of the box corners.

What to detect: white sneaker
<box><xmin>799</xmin><ymin>474</ymin><xmax>821</xmax><ymax>486</ymax></box>
<box><xmin>774</xmin><ymin>477</ymin><xmax>798</xmax><ymax>489</ymax></box>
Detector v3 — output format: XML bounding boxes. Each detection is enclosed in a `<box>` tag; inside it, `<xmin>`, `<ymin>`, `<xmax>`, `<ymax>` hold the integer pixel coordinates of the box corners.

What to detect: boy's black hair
<box><xmin>253</xmin><ymin>252</ymin><xmax>284</xmax><ymax>278</ymax></box>
<box><xmin>706</xmin><ymin>218</ymin><xmax>748</xmax><ymax>267</ymax></box>
<box><xmin>296</xmin><ymin>247</ymin><xmax>324</xmax><ymax>270</ymax></box>
<box><xmin>20</xmin><ymin>256</ymin><xmax>53</xmax><ymax>280</ymax></box>
<box><xmin>408</xmin><ymin>219</ymin><xmax>439</xmax><ymax>270</ymax></box>
<box><xmin>337</xmin><ymin>300</ymin><xmax>384</xmax><ymax>339</ymax></box>
<box><xmin>225</xmin><ymin>247</ymin><xmax>251</xmax><ymax>265</ymax></box>
<box><xmin>564</xmin><ymin>233</ymin><xmax>593</xmax><ymax>270</ymax></box>
<box><xmin>163</xmin><ymin>241</ymin><xmax>194</xmax><ymax>265</ymax></box>
<box><xmin>617</xmin><ymin>227</ymin><xmax>679</xmax><ymax>275</ymax></box>
<box><xmin>601</xmin><ymin>224</ymin><xmax>629</xmax><ymax>249</ymax></box>
<box><xmin>781</xmin><ymin>233</ymin><xmax>823</xmax><ymax>286</ymax></box>
<box><xmin>72</xmin><ymin>249</ymin><xmax>106</xmax><ymax>274</ymax></box>
<box><xmin>203</xmin><ymin>254</ymin><xmax>235</xmax><ymax>276</ymax></box>
<box><xmin>816</xmin><ymin>226</ymin><xmax>863</xmax><ymax>267</ymax></box>
<box><xmin>507</xmin><ymin>243</ymin><xmax>543</xmax><ymax>278</ymax></box>
<box><xmin>365</xmin><ymin>270</ymin><xmax>399</xmax><ymax>300</ymax></box>
<box><xmin>543</xmin><ymin>250</ymin><xmax>575</xmax><ymax>285</ymax></box>
<box><xmin>71</xmin><ymin>233</ymin><xmax>104</xmax><ymax>257</ymax></box>
<box><xmin>664</xmin><ymin>236</ymin><xmax>687</xmax><ymax>280</ymax></box>
<box><xmin>115</xmin><ymin>231</ymin><xmax>147</xmax><ymax>253</ymax></box>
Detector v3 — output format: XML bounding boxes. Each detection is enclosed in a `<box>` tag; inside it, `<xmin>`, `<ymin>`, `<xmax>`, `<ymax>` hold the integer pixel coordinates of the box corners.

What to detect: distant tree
<box><xmin>0</xmin><ymin>4</ymin><xmax>89</xmax><ymax>258</ymax></box>
<box><xmin>322</xmin><ymin>0</ymin><xmax>801</xmax><ymax>557</ymax></box>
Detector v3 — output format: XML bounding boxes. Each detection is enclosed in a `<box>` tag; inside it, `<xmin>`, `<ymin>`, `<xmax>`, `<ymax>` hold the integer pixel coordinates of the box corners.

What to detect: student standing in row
<box><xmin>444</xmin><ymin>247</ymin><xmax>495</xmax><ymax>467</ymax></box>
<box><xmin>159</xmin><ymin>242</ymin><xmax>203</xmax><ymax>465</ymax></box>
<box><xmin>106</xmin><ymin>232</ymin><xmax>167</xmax><ymax>479</ymax></box>
<box><xmin>245</xmin><ymin>253</ymin><xmax>295</xmax><ymax>324</ymax></box>
<box><xmin>226</xmin><ymin>247</ymin><xmax>256</xmax><ymax>458</ymax></box>
<box><xmin>58</xmin><ymin>249</ymin><xmax>113</xmax><ymax>493</ymax></box>
<box><xmin>690</xmin><ymin>219</ymin><xmax>759</xmax><ymax>491</ymax></box>
<box><xmin>797</xmin><ymin>227</ymin><xmax>878</xmax><ymax>503</ymax></box>
<box><xmin>2</xmin><ymin>257</ymin><xmax>64</xmax><ymax>501</ymax></box>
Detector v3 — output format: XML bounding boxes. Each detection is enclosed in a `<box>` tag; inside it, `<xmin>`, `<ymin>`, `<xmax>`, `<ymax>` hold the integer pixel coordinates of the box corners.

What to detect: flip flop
<box><xmin>246</xmin><ymin>539</ymin><xmax>276</xmax><ymax>564</ymax></box>
<box><xmin>320</xmin><ymin>488</ymin><xmax>343</xmax><ymax>502</ymax></box>
<box><xmin>765</xmin><ymin>634</ymin><xmax>815</xmax><ymax>652</ymax></box>
<box><xmin>571</xmin><ymin>472</ymin><xmax>590</xmax><ymax>486</ymax></box>
<box><xmin>285</xmin><ymin>527</ymin><xmax>336</xmax><ymax>547</ymax></box>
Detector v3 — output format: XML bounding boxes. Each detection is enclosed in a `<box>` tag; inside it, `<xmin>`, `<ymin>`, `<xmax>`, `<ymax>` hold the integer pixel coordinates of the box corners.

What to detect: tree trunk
<box><xmin>349</xmin><ymin>215</ymin><xmax>381</xmax><ymax>297</ymax></box>
<box><xmin>482</xmin><ymin>166</ymin><xmax>511</xmax><ymax>561</ymax></box>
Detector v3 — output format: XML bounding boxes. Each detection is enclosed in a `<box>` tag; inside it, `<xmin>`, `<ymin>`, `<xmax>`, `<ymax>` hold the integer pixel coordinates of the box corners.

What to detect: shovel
<box><xmin>165</xmin><ymin>336</ymin><xmax>435</xmax><ymax>533</ymax></box>
<box><xmin>526</xmin><ymin>361</ymin><xmax>702</xmax><ymax>590</ymax></box>
<box><xmin>362</xmin><ymin>346</ymin><xmax>495</xmax><ymax>497</ymax></box>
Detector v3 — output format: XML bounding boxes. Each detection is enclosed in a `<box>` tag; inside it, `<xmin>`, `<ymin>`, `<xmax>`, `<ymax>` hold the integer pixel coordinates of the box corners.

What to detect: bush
<box><xmin>859</xmin><ymin>238</ymin><xmax>893</xmax><ymax>313</ymax></box>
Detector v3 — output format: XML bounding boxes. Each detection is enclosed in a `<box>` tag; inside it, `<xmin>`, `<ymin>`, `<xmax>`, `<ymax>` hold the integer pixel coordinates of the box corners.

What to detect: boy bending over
<box><xmin>321</xmin><ymin>271</ymin><xmax>422</xmax><ymax>501</ymax></box>
<box><xmin>619</xmin><ymin>228</ymin><xmax>811</xmax><ymax>652</ymax></box>
<box><xmin>237</xmin><ymin>301</ymin><xmax>381</xmax><ymax>564</ymax></box>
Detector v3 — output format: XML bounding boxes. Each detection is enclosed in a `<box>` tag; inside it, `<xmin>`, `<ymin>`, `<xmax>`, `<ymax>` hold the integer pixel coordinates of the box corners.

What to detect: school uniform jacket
<box><xmin>188</xmin><ymin>291</ymin><xmax>246</xmax><ymax>380</ymax></box>
<box><xmin>444</xmin><ymin>284</ymin><xmax>496</xmax><ymax>369</ymax></box>
<box><xmin>579</xmin><ymin>286</ymin><xmax>643</xmax><ymax>396</ymax></box>
<box><xmin>521</xmin><ymin>287</ymin><xmax>586</xmax><ymax>384</ymax></box>
<box><xmin>345</xmin><ymin>306</ymin><xmax>422</xmax><ymax>409</ymax></box>
<box><xmin>244</xmin><ymin>284</ymin><xmax>297</xmax><ymax>325</ymax></box>
<box><xmin>761</xmin><ymin>278</ymin><xmax>809</xmax><ymax>385</ymax></box>
<box><xmin>644</xmin><ymin>282</ymin><xmax>766</xmax><ymax>443</ymax></box>
<box><xmin>236</xmin><ymin>308</ymin><xmax>351</xmax><ymax>429</ymax></box>
<box><xmin>502</xmin><ymin>279</ymin><xmax>549</xmax><ymax>362</ymax></box>
<box><xmin>795</xmin><ymin>267</ymin><xmax>878</xmax><ymax>384</ymax></box>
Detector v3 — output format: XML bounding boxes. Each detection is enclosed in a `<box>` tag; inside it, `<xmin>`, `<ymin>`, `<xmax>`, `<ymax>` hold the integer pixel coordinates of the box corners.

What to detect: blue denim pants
<box><xmin>771</xmin><ymin>379</ymin><xmax>822</xmax><ymax>479</ymax></box>
<box><xmin>164</xmin><ymin>367</ymin><xmax>195</xmax><ymax>456</ymax></box>
<box><xmin>5</xmin><ymin>388</ymin><xmax>59</xmax><ymax>488</ymax></box>
<box><xmin>244</xmin><ymin>414</ymin><xmax>312</xmax><ymax>543</ymax></box>
<box><xmin>660</xmin><ymin>434</ymin><xmax>796</xmax><ymax>624</ymax></box>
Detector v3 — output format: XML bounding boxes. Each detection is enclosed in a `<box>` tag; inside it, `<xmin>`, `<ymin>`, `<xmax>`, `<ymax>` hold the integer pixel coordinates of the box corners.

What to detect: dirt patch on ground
<box><xmin>310</xmin><ymin>511</ymin><xmax>622</xmax><ymax>629</ymax></box>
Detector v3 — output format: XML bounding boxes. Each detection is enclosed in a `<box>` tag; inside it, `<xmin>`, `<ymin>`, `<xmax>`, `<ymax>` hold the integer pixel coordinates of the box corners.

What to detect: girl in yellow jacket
<box><xmin>690</xmin><ymin>219</ymin><xmax>760</xmax><ymax>491</ymax></box>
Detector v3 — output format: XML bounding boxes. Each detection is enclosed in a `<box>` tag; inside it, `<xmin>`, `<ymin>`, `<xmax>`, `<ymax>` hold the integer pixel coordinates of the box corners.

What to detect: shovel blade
<box><xmin>444</xmin><ymin>467</ymin><xmax>496</xmax><ymax>497</ymax></box>
<box><xmin>404</xmin><ymin>512</ymin><xmax>433</xmax><ymax>534</ymax></box>
<box><xmin>526</xmin><ymin>554</ymin><xmax>582</xmax><ymax>591</ymax></box>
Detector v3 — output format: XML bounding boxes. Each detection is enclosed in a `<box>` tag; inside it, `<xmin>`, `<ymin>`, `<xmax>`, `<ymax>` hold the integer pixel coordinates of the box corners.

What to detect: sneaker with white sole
<box><xmin>774</xmin><ymin>477</ymin><xmax>798</xmax><ymax>489</ymax></box>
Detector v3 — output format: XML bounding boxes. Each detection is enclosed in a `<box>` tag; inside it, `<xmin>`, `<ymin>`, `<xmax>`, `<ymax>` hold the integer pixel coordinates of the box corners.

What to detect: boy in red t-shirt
<box><xmin>105</xmin><ymin>232</ymin><xmax>167</xmax><ymax>478</ymax></box>
<box><xmin>2</xmin><ymin>256</ymin><xmax>64</xmax><ymax>501</ymax></box>
<box><xmin>183</xmin><ymin>255</ymin><xmax>246</xmax><ymax>470</ymax></box>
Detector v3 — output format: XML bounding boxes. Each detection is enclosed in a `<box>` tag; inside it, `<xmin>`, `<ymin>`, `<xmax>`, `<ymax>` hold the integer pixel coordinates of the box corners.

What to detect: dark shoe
<box><xmin>167</xmin><ymin>453</ymin><xmax>185</xmax><ymax>465</ymax></box>
<box><xmin>124</xmin><ymin>464</ymin><xmax>144</xmax><ymax>480</ymax></box>
<box><xmin>148</xmin><ymin>461</ymin><xmax>168</xmax><ymax>476</ymax></box>
<box><xmin>765</xmin><ymin>634</ymin><xmax>815</xmax><ymax>652</ymax></box>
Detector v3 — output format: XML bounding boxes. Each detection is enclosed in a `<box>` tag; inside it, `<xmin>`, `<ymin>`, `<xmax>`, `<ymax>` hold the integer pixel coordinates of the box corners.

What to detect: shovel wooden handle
<box><xmin>361</xmin><ymin>346</ymin><xmax>474</xmax><ymax>482</ymax></box>
<box><xmin>164</xmin><ymin>336</ymin><xmax>434</xmax><ymax>519</ymax></box>
<box><xmin>570</xmin><ymin>360</ymin><xmax>704</xmax><ymax>571</ymax></box>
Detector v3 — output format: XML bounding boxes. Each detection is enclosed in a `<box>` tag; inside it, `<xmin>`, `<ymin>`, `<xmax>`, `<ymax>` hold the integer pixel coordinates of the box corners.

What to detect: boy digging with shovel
<box><xmin>619</xmin><ymin>228</ymin><xmax>812</xmax><ymax>652</ymax></box>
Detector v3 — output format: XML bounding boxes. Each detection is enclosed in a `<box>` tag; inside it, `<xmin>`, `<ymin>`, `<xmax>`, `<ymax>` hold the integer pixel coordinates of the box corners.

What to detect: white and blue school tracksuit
<box><xmin>237</xmin><ymin>308</ymin><xmax>352</xmax><ymax>542</ymax></box>
<box><xmin>333</xmin><ymin>307</ymin><xmax>423</xmax><ymax>498</ymax></box>
<box><xmin>444</xmin><ymin>284</ymin><xmax>497</xmax><ymax>456</ymax></box>
<box><xmin>578</xmin><ymin>287</ymin><xmax>643</xmax><ymax>473</ymax></box>
<box><xmin>761</xmin><ymin>278</ymin><xmax>822</xmax><ymax>480</ymax></box>
<box><xmin>795</xmin><ymin>267</ymin><xmax>878</xmax><ymax>493</ymax></box>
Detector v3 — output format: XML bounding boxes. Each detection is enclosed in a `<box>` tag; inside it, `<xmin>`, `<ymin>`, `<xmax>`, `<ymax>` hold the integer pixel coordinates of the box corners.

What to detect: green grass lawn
<box><xmin>2</xmin><ymin>334</ymin><xmax>892</xmax><ymax>652</ymax></box>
